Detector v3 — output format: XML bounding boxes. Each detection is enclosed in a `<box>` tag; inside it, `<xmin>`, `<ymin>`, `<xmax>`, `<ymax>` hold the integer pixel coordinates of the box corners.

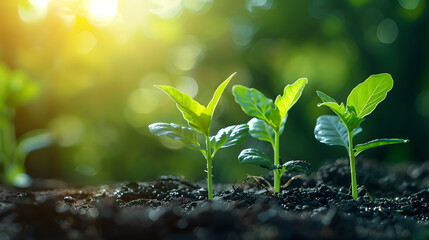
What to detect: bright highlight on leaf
<box><xmin>148</xmin><ymin>123</ymin><xmax>202</xmax><ymax>150</ymax></box>
<box><xmin>156</xmin><ymin>72</ymin><xmax>236</xmax><ymax>136</ymax></box>
<box><xmin>346</xmin><ymin>73</ymin><xmax>393</xmax><ymax>118</ymax></box>
<box><xmin>314</xmin><ymin>73</ymin><xmax>408</xmax><ymax>200</ymax></box>
<box><xmin>275</xmin><ymin>78</ymin><xmax>308</xmax><ymax>124</ymax></box>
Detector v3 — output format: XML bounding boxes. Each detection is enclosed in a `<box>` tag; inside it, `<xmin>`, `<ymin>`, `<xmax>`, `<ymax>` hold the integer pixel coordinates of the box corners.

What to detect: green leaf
<box><xmin>354</xmin><ymin>138</ymin><xmax>409</xmax><ymax>156</ymax></box>
<box><xmin>210</xmin><ymin>124</ymin><xmax>249</xmax><ymax>154</ymax></box>
<box><xmin>314</xmin><ymin>115</ymin><xmax>362</xmax><ymax>152</ymax></box>
<box><xmin>205</xmin><ymin>72</ymin><xmax>236</xmax><ymax>117</ymax></box>
<box><xmin>248</xmin><ymin>118</ymin><xmax>274</xmax><ymax>144</ymax></box>
<box><xmin>343</xmin><ymin>108</ymin><xmax>365</xmax><ymax>131</ymax></box>
<box><xmin>274</xmin><ymin>78</ymin><xmax>307</xmax><ymax>123</ymax></box>
<box><xmin>346</xmin><ymin>73</ymin><xmax>393</xmax><ymax>118</ymax></box>
<box><xmin>148</xmin><ymin>123</ymin><xmax>203</xmax><ymax>150</ymax></box>
<box><xmin>155</xmin><ymin>85</ymin><xmax>211</xmax><ymax>135</ymax></box>
<box><xmin>238</xmin><ymin>148</ymin><xmax>277</xmax><ymax>170</ymax></box>
<box><xmin>317</xmin><ymin>102</ymin><xmax>364</xmax><ymax>132</ymax></box>
<box><xmin>156</xmin><ymin>73</ymin><xmax>235</xmax><ymax>136</ymax></box>
<box><xmin>317</xmin><ymin>91</ymin><xmax>338</xmax><ymax>104</ymax></box>
<box><xmin>282</xmin><ymin>160</ymin><xmax>311</xmax><ymax>174</ymax></box>
<box><xmin>232</xmin><ymin>85</ymin><xmax>278</xmax><ymax>127</ymax></box>
<box><xmin>14</xmin><ymin>130</ymin><xmax>52</xmax><ymax>165</ymax></box>
<box><xmin>248</xmin><ymin>114</ymin><xmax>287</xmax><ymax>145</ymax></box>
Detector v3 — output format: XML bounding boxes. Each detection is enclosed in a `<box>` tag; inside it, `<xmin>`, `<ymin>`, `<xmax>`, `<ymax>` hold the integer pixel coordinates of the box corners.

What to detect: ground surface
<box><xmin>0</xmin><ymin>159</ymin><xmax>428</xmax><ymax>239</ymax></box>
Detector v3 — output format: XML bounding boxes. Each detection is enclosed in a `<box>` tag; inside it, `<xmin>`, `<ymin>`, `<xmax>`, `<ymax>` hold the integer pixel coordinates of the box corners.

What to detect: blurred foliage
<box><xmin>0</xmin><ymin>0</ymin><xmax>427</xmax><ymax>184</ymax></box>
<box><xmin>0</xmin><ymin>64</ymin><xmax>52</xmax><ymax>186</ymax></box>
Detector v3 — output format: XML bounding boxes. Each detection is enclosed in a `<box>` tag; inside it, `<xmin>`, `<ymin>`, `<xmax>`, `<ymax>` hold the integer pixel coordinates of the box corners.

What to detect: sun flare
<box><xmin>84</xmin><ymin>0</ymin><xmax>118</xmax><ymax>25</ymax></box>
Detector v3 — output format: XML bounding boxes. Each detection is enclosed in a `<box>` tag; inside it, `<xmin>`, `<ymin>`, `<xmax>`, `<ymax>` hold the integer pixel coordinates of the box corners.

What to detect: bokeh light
<box><xmin>84</xmin><ymin>0</ymin><xmax>118</xmax><ymax>26</ymax></box>
<box><xmin>377</xmin><ymin>19</ymin><xmax>399</xmax><ymax>44</ymax></box>
<box><xmin>398</xmin><ymin>0</ymin><xmax>420</xmax><ymax>10</ymax></box>
<box><xmin>18</xmin><ymin>0</ymin><xmax>51</xmax><ymax>23</ymax></box>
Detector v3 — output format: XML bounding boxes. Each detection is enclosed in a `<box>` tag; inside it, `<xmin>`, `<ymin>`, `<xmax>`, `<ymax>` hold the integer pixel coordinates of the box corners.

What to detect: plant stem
<box><xmin>347</xmin><ymin>129</ymin><xmax>358</xmax><ymax>200</ymax></box>
<box><xmin>273</xmin><ymin>131</ymin><xmax>280</xmax><ymax>193</ymax></box>
<box><xmin>205</xmin><ymin>135</ymin><xmax>213</xmax><ymax>200</ymax></box>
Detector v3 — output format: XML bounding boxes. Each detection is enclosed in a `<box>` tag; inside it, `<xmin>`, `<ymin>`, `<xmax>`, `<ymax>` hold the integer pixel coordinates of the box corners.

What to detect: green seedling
<box><xmin>148</xmin><ymin>73</ymin><xmax>249</xmax><ymax>200</ymax></box>
<box><xmin>232</xmin><ymin>78</ymin><xmax>310</xmax><ymax>193</ymax></box>
<box><xmin>314</xmin><ymin>73</ymin><xmax>409</xmax><ymax>200</ymax></box>
<box><xmin>0</xmin><ymin>64</ymin><xmax>52</xmax><ymax>187</ymax></box>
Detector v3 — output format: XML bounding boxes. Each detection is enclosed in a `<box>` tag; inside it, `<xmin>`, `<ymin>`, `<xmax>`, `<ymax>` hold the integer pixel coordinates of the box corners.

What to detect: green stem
<box><xmin>205</xmin><ymin>135</ymin><xmax>213</xmax><ymax>200</ymax></box>
<box><xmin>347</xmin><ymin>129</ymin><xmax>358</xmax><ymax>200</ymax></box>
<box><xmin>273</xmin><ymin>131</ymin><xmax>280</xmax><ymax>193</ymax></box>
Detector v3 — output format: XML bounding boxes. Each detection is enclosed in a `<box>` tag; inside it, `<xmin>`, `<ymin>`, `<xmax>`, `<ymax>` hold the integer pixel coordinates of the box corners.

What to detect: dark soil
<box><xmin>1</xmin><ymin>159</ymin><xmax>428</xmax><ymax>239</ymax></box>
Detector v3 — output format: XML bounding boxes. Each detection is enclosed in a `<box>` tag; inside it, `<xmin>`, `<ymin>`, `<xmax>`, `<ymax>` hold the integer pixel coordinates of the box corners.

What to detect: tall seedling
<box><xmin>314</xmin><ymin>73</ymin><xmax>409</xmax><ymax>200</ymax></box>
<box><xmin>232</xmin><ymin>78</ymin><xmax>310</xmax><ymax>193</ymax></box>
<box><xmin>149</xmin><ymin>73</ymin><xmax>249</xmax><ymax>200</ymax></box>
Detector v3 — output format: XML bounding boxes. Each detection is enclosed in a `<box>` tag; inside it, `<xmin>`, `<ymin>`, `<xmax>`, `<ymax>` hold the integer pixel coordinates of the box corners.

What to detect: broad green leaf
<box><xmin>205</xmin><ymin>72</ymin><xmax>236</xmax><ymax>117</ymax></box>
<box><xmin>354</xmin><ymin>138</ymin><xmax>409</xmax><ymax>156</ymax></box>
<box><xmin>232</xmin><ymin>85</ymin><xmax>277</xmax><ymax>126</ymax></box>
<box><xmin>317</xmin><ymin>91</ymin><xmax>338</xmax><ymax>104</ymax></box>
<box><xmin>156</xmin><ymin>73</ymin><xmax>236</xmax><ymax>136</ymax></box>
<box><xmin>248</xmin><ymin>114</ymin><xmax>287</xmax><ymax>145</ymax></box>
<box><xmin>210</xmin><ymin>124</ymin><xmax>249</xmax><ymax>154</ymax></box>
<box><xmin>317</xmin><ymin>101</ymin><xmax>346</xmax><ymax>118</ymax></box>
<box><xmin>282</xmin><ymin>160</ymin><xmax>311</xmax><ymax>174</ymax></box>
<box><xmin>155</xmin><ymin>85</ymin><xmax>211</xmax><ymax>135</ymax></box>
<box><xmin>346</xmin><ymin>73</ymin><xmax>393</xmax><ymax>118</ymax></box>
<box><xmin>14</xmin><ymin>130</ymin><xmax>52</xmax><ymax>165</ymax></box>
<box><xmin>248</xmin><ymin>118</ymin><xmax>274</xmax><ymax>144</ymax></box>
<box><xmin>238</xmin><ymin>148</ymin><xmax>277</xmax><ymax>170</ymax></box>
<box><xmin>274</xmin><ymin>78</ymin><xmax>308</xmax><ymax>123</ymax></box>
<box><xmin>148</xmin><ymin>123</ymin><xmax>203</xmax><ymax>150</ymax></box>
<box><xmin>314</xmin><ymin>115</ymin><xmax>362</xmax><ymax>152</ymax></box>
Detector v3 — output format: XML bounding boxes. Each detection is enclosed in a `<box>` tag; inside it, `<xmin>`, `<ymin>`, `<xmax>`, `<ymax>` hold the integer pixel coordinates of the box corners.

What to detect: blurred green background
<box><xmin>0</xmin><ymin>0</ymin><xmax>427</xmax><ymax>184</ymax></box>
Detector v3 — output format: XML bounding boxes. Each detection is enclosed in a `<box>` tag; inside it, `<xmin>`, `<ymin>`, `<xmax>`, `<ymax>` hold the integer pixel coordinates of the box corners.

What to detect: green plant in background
<box><xmin>0</xmin><ymin>64</ymin><xmax>52</xmax><ymax>187</ymax></box>
<box><xmin>149</xmin><ymin>73</ymin><xmax>249</xmax><ymax>200</ymax></box>
<box><xmin>314</xmin><ymin>73</ymin><xmax>409</xmax><ymax>200</ymax></box>
<box><xmin>232</xmin><ymin>78</ymin><xmax>310</xmax><ymax>193</ymax></box>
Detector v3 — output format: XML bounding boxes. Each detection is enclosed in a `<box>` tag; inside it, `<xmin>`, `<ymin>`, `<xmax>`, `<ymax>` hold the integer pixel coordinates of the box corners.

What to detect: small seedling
<box><xmin>232</xmin><ymin>78</ymin><xmax>310</xmax><ymax>193</ymax></box>
<box><xmin>148</xmin><ymin>73</ymin><xmax>249</xmax><ymax>200</ymax></box>
<box><xmin>314</xmin><ymin>73</ymin><xmax>409</xmax><ymax>200</ymax></box>
<box><xmin>0</xmin><ymin>64</ymin><xmax>52</xmax><ymax>187</ymax></box>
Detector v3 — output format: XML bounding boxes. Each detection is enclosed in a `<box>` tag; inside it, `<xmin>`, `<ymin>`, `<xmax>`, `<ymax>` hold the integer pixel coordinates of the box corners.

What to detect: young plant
<box><xmin>232</xmin><ymin>78</ymin><xmax>310</xmax><ymax>193</ymax></box>
<box><xmin>0</xmin><ymin>64</ymin><xmax>52</xmax><ymax>187</ymax></box>
<box><xmin>314</xmin><ymin>73</ymin><xmax>409</xmax><ymax>200</ymax></box>
<box><xmin>148</xmin><ymin>73</ymin><xmax>249</xmax><ymax>200</ymax></box>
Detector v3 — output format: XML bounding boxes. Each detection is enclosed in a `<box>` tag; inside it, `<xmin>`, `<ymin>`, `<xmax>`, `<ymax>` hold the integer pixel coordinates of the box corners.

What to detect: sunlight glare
<box><xmin>18</xmin><ymin>0</ymin><xmax>51</xmax><ymax>23</ymax></box>
<box><xmin>84</xmin><ymin>0</ymin><xmax>118</xmax><ymax>26</ymax></box>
